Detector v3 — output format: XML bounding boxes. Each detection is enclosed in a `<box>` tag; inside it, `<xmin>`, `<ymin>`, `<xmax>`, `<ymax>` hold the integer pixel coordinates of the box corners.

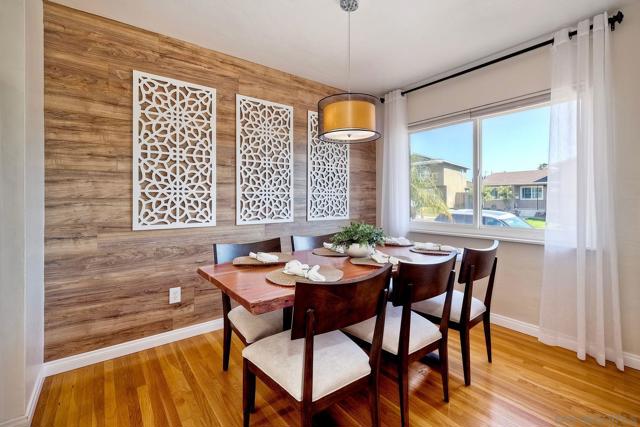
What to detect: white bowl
<box><xmin>346</xmin><ymin>243</ymin><xmax>373</xmax><ymax>258</ymax></box>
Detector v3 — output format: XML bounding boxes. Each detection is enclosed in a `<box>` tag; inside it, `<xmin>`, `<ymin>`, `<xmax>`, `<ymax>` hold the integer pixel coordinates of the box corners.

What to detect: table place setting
<box><xmin>410</xmin><ymin>242</ymin><xmax>462</xmax><ymax>256</ymax></box>
<box><xmin>350</xmin><ymin>249</ymin><xmax>412</xmax><ymax>268</ymax></box>
<box><xmin>383</xmin><ymin>236</ymin><xmax>414</xmax><ymax>247</ymax></box>
<box><xmin>232</xmin><ymin>251</ymin><xmax>294</xmax><ymax>266</ymax></box>
<box><xmin>265</xmin><ymin>259</ymin><xmax>343</xmax><ymax>286</ymax></box>
<box><xmin>311</xmin><ymin>242</ymin><xmax>349</xmax><ymax>257</ymax></box>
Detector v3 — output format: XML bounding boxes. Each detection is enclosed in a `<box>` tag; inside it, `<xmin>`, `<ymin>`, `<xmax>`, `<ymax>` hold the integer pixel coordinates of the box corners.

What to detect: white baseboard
<box><xmin>490</xmin><ymin>313</ymin><xmax>540</xmax><ymax>337</ymax></box>
<box><xmin>0</xmin><ymin>416</ymin><xmax>28</xmax><ymax>427</ymax></box>
<box><xmin>36</xmin><ymin>311</ymin><xmax>639</xmax><ymax>382</ymax></box>
<box><xmin>490</xmin><ymin>312</ymin><xmax>640</xmax><ymax>370</ymax></box>
<box><xmin>26</xmin><ymin>367</ymin><xmax>45</xmax><ymax>424</ymax></box>
<box><xmin>0</xmin><ymin>366</ymin><xmax>45</xmax><ymax>427</ymax></box>
<box><xmin>43</xmin><ymin>318</ymin><xmax>224</xmax><ymax>377</ymax></box>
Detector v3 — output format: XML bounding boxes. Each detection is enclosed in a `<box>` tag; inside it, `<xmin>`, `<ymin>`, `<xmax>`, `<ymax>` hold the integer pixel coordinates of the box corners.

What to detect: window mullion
<box><xmin>473</xmin><ymin>118</ymin><xmax>482</xmax><ymax>229</ymax></box>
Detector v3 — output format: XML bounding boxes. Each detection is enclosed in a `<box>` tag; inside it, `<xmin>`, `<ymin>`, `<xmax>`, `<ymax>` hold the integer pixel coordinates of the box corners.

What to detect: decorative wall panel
<box><xmin>307</xmin><ymin>111</ymin><xmax>350</xmax><ymax>220</ymax></box>
<box><xmin>236</xmin><ymin>95</ymin><xmax>294</xmax><ymax>224</ymax></box>
<box><xmin>132</xmin><ymin>71</ymin><xmax>216</xmax><ymax>230</ymax></box>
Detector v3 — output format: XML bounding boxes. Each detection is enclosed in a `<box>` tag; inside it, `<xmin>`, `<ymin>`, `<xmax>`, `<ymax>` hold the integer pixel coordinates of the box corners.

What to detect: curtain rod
<box><xmin>398</xmin><ymin>10</ymin><xmax>624</xmax><ymax>98</ymax></box>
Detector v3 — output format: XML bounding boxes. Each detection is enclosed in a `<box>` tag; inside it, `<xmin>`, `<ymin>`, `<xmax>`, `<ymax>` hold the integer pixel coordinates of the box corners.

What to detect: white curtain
<box><xmin>381</xmin><ymin>90</ymin><xmax>410</xmax><ymax>237</ymax></box>
<box><xmin>539</xmin><ymin>13</ymin><xmax>624</xmax><ymax>370</ymax></box>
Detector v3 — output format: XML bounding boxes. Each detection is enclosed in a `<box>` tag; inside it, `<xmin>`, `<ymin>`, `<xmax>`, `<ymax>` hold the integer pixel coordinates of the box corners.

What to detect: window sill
<box><xmin>409</xmin><ymin>221</ymin><xmax>545</xmax><ymax>245</ymax></box>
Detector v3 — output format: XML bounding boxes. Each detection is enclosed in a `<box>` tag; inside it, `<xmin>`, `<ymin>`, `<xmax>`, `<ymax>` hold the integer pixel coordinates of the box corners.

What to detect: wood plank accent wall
<box><xmin>44</xmin><ymin>2</ymin><xmax>377</xmax><ymax>361</ymax></box>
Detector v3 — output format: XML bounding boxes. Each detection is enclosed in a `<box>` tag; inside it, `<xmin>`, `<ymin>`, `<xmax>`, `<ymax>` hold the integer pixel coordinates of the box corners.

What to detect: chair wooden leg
<box><xmin>368</xmin><ymin>374</ymin><xmax>380</xmax><ymax>427</ymax></box>
<box><xmin>223</xmin><ymin>320</ymin><xmax>232</xmax><ymax>371</ymax></box>
<box><xmin>397</xmin><ymin>356</ymin><xmax>409</xmax><ymax>427</ymax></box>
<box><xmin>300</xmin><ymin>404</ymin><xmax>312</xmax><ymax>427</ymax></box>
<box><xmin>483</xmin><ymin>315</ymin><xmax>492</xmax><ymax>363</ymax></box>
<box><xmin>459</xmin><ymin>326</ymin><xmax>471</xmax><ymax>386</ymax></box>
<box><xmin>222</xmin><ymin>293</ymin><xmax>232</xmax><ymax>371</ymax></box>
<box><xmin>439</xmin><ymin>341</ymin><xmax>449</xmax><ymax>402</ymax></box>
<box><xmin>243</xmin><ymin>360</ymin><xmax>256</xmax><ymax>427</ymax></box>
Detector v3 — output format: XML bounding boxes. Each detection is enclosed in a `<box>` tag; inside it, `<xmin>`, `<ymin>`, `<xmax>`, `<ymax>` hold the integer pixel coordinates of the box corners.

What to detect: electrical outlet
<box><xmin>169</xmin><ymin>287</ymin><xmax>181</xmax><ymax>304</ymax></box>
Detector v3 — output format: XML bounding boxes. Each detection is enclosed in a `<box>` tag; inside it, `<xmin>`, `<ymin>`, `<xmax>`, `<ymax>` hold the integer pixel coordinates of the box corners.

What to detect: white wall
<box><xmin>406</xmin><ymin>3</ymin><xmax>640</xmax><ymax>358</ymax></box>
<box><xmin>407</xmin><ymin>45</ymin><xmax>551</xmax><ymax>124</ymax></box>
<box><xmin>0</xmin><ymin>0</ymin><xmax>44</xmax><ymax>425</ymax></box>
<box><xmin>0</xmin><ymin>0</ymin><xmax>28</xmax><ymax>421</ymax></box>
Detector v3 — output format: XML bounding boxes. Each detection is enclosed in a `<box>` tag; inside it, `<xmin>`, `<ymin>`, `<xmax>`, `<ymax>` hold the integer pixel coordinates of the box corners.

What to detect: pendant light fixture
<box><xmin>318</xmin><ymin>0</ymin><xmax>381</xmax><ymax>144</ymax></box>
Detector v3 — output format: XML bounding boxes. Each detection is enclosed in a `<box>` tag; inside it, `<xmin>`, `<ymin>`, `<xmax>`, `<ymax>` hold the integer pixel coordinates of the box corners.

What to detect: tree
<box><xmin>483</xmin><ymin>185</ymin><xmax>514</xmax><ymax>210</ymax></box>
<box><xmin>538</xmin><ymin>163</ymin><xmax>548</xmax><ymax>170</ymax></box>
<box><xmin>410</xmin><ymin>163</ymin><xmax>450</xmax><ymax>220</ymax></box>
<box><xmin>497</xmin><ymin>185</ymin><xmax>514</xmax><ymax>210</ymax></box>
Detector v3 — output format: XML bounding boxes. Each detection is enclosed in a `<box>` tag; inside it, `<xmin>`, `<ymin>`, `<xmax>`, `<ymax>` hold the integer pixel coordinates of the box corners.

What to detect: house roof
<box><xmin>411</xmin><ymin>154</ymin><xmax>469</xmax><ymax>172</ymax></box>
<box><xmin>483</xmin><ymin>169</ymin><xmax>548</xmax><ymax>186</ymax></box>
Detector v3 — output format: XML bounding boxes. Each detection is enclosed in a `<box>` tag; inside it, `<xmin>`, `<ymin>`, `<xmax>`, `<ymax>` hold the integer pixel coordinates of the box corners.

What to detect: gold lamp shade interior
<box><xmin>318</xmin><ymin>93</ymin><xmax>381</xmax><ymax>143</ymax></box>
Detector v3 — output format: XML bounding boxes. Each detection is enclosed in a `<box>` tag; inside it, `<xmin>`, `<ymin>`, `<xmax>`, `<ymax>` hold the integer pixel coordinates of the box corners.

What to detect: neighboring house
<box><xmin>412</xmin><ymin>154</ymin><xmax>471</xmax><ymax>208</ymax></box>
<box><xmin>483</xmin><ymin>169</ymin><xmax>547</xmax><ymax>218</ymax></box>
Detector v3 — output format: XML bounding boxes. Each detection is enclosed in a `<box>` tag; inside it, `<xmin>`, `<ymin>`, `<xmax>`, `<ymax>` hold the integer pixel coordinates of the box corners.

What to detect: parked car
<box><xmin>435</xmin><ymin>209</ymin><xmax>532</xmax><ymax>228</ymax></box>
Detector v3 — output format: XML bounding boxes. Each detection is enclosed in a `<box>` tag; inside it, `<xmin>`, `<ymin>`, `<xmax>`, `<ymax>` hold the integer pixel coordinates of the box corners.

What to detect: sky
<box><xmin>410</xmin><ymin>106</ymin><xmax>550</xmax><ymax>180</ymax></box>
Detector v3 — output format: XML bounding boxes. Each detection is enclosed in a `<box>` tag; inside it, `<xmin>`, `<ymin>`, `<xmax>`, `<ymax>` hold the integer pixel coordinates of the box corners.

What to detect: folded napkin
<box><xmin>413</xmin><ymin>242</ymin><xmax>441</xmax><ymax>251</ymax></box>
<box><xmin>283</xmin><ymin>260</ymin><xmax>326</xmax><ymax>282</ymax></box>
<box><xmin>413</xmin><ymin>242</ymin><xmax>460</xmax><ymax>253</ymax></box>
<box><xmin>371</xmin><ymin>250</ymin><xmax>400</xmax><ymax>266</ymax></box>
<box><xmin>249</xmin><ymin>252</ymin><xmax>279</xmax><ymax>263</ymax></box>
<box><xmin>322</xmin><ymin>242</ymin><xmax>345</xmax><ymax>254</ymax></box>
<box><xmin>384</xmin><ymin>236</ymin><xmax>412</xmax><ymax>246</ymax></box>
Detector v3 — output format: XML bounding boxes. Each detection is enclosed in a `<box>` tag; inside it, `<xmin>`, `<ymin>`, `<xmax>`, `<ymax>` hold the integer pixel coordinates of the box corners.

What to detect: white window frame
<box><xmin>520</xmin><ymin>185</ymin><xmax>545</xmax><ymax>200</ymax></box>
<box><xmin>408</xmin><ymin>93</ymin><xmax>550</xmax><ymax>245</ymax></box>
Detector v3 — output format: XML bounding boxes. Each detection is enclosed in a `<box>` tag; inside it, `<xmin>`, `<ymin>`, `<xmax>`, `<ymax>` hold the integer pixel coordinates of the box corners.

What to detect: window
<box><xmin>410</xmin><ymin>121</ymin><xmax>473</xmax><ymax>224</ymax></box>
<box><xmin>520</xmin><ymin>186</ymin><xmax>544</xmax><ymax>200</ymax></box>
<box><xmin>410</xmin><ymin>100</ymin><xmax>550</xmax><ymax>240</ymax></box>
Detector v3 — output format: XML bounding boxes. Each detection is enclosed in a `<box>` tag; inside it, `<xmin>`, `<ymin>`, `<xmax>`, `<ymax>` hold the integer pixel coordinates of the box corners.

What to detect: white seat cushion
<box><xmin>412</xmin><ymin>290</ymin><xmax>486</xmax><ymax>323</ymax></box>
<box><xmin>343</xmin><ymin>302</ymin><xmax>442</xmax><ymax>356</ymax></box>
<box><xmin>242</xmin><ymin>330</ymin><xmax>370</xmax><ymax>402</ymax></box>
<box><xmin>228</xmin><ymin>306</ymin><xmax>283</xmax><ymax>344</ymax></box>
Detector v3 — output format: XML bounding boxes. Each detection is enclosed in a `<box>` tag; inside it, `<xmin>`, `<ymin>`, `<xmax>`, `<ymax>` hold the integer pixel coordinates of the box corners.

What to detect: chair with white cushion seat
<box><xmin>412</xmin><ymin>240</ymin><xmax>498</xmax><ymax>387</ymax></box>
<box><xmin>343</xmin><ymin>252</ymin><xmax>457</xmax><ymax>427</ymax></box>
<box><xmin>213</xmin><ymin>238</ymin><xmax>284</xmax><ymax>371</ymax></box>
<box><xmin>242</xmin><ymin>265</ymin><xmax>392</xmax><ymax>427</ymax></box>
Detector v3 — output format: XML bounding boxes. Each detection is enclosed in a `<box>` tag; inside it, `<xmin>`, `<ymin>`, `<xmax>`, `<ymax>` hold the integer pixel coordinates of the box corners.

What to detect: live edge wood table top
<box><xmin>197</xmin><ymin>246</ymin><xmax>455</xmax><ymax>315</ymax></box>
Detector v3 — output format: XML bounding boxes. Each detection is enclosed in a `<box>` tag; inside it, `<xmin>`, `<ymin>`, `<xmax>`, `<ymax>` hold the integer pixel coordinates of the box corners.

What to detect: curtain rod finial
<box><xmin>609</xmin><ymin>10</ymin><xmax>623</xmax><ymax>31</ymax></box>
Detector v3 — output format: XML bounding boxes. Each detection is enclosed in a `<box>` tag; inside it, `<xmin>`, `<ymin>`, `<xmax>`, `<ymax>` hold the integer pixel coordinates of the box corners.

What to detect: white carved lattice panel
<box><xmin>307</xmin><ymin>111</ymin><xmax>350</xmax><ymax>221</ymax></box>
<box><xmin>236</xmin><ymin>95</ymin><xmax>294</xmax><ymax>225</ymax></box>
<box><xmin>132</xmin><ymin>71</ymin><xmax>216</xmax><ymax>230</ymax></box>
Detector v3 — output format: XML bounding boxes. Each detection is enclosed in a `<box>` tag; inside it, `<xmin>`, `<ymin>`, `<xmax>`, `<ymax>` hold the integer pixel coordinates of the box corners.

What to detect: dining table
<box><xmin>197</xmin><ymin>245</ymin><xmax>461</xmax><ymax>317</ymax></box>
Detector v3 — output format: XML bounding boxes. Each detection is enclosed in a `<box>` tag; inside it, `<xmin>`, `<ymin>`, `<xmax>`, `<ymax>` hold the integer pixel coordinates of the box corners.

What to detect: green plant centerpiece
<box><xmin>331</xmin><ymin>222</ymin><xmax>385</xmax><ymax>258</ymax></box>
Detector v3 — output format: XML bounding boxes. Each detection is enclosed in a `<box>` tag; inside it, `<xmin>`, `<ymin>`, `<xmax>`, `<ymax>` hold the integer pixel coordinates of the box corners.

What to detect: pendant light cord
<box><xmin>347</xmin><ymin>9</ymin><xmax>351</xmax><ymax>93</ymax></box>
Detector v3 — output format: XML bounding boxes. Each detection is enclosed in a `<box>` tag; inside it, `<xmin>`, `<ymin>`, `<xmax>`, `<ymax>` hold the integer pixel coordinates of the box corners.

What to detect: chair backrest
<box><xmin>392</xmin><ymin>252</ymin><xmax>457</xmax><ymax>306</ymax></box>
<box><xmin>290</xmin><ymin>265</ymin><xmax>392</xmax><ymax>340</ymax></box>
<box><xmin>290</xmin><ymin>233</ymin><xmax>335</xmax><ymax>252</ymax></box>
<box><xmin>212</xmin><ymin>238</ymin><xmax>282</xmax><ymax>265</ymax></box>
<box><xmin>458</xmin><ymin>240</ymin><xmax>499</xmax><ymax>284</ymax></box>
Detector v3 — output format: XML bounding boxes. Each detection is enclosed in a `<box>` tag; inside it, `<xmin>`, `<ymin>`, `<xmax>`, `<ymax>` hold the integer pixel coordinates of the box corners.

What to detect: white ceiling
<box><xmin>53</xmin><ymin>0</ymin><xmax>630</xmax><ymax>95</ymax></box>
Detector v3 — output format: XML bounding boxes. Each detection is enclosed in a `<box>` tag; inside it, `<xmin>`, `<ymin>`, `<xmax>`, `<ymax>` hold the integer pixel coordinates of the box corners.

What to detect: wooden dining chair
<box><xmin>412</xmin><ymin>240</ymin><xmax>498</xmax><ymax>386</ymax></box>
<box><xmin>343</xmin><ymin>253</ymin><xmax>457</xmax><ymax>427</ymax></box>
<box><xmin>213</xmin><ymin>238</ymin><xmax>284</xmax><ymax>371</ymax></box>
<box><xmin>290</xmin><ymin>233</ymin><xmax>335</xmax><ymax>252</ymax></box>
<box><xmin>241</xmin><ymin>265</ymin><xmax>392</xmax><ymax>427</ymax></box>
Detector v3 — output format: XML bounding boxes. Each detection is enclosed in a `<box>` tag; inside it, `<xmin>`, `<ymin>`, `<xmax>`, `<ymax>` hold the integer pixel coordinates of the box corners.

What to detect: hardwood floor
<box><xmin>33</xmin><ymin>324</ymin><xmax>640</xmax><ymax>426</ymax></box>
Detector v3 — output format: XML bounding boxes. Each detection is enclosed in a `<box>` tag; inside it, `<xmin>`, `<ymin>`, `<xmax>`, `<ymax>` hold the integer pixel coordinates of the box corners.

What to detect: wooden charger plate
<box><xmin>265</xmin><ymin>266</ymin><xmax>344</xmax><ymax>287</ymax></box>
<box><xmin>350</xmin><ymin>255</ymin><xmax>412</xmax><ymax>267</ymax></box>
<box><xmin>232</xmin><ymin>252</ymin><xmax>294</xmax><ymax>266</ymax></box>
<box><xmin>311</xmin><ymin>247</ymin><xmax>348</xmax><ymax>257</ymax></box>
<box><xmin>410</xmin><ymin>247</ymin><xmax>457</xmax><ymax>256</ymax></box>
